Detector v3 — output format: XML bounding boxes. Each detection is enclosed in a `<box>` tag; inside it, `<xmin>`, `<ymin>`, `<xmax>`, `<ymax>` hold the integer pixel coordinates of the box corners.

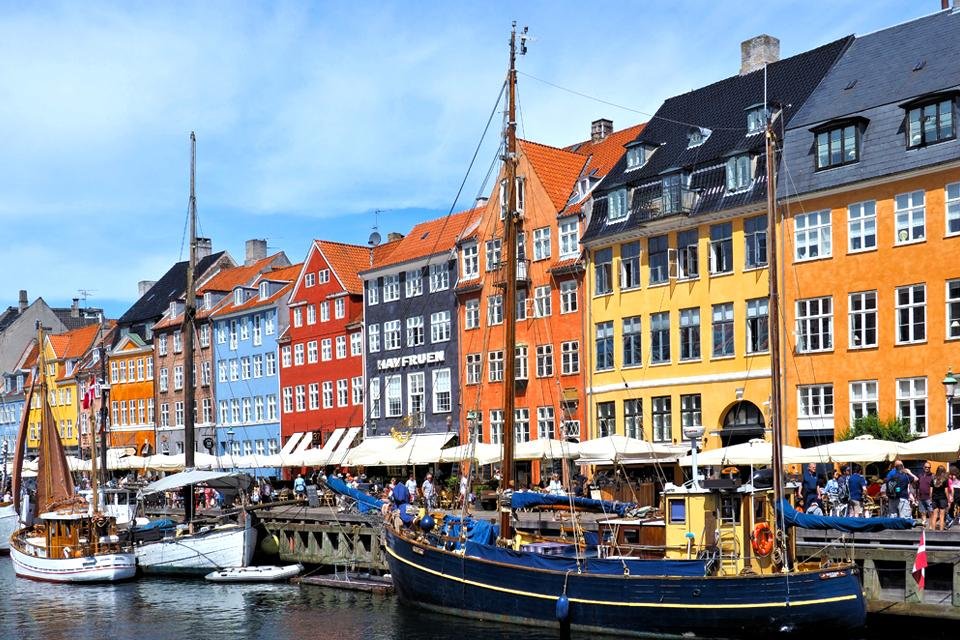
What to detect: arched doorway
<box><xmin>719</xmin><ymin>401</ymin><xmax>765</xmax><ymax>447</ymax></box>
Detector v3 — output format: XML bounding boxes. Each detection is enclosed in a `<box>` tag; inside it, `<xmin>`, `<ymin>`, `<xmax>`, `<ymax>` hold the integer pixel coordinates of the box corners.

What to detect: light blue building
<box><xmin>210</xmin><ymin>270</ymin><xmax>296</xmax><ymax>479</ymax></box>
<box><xmin>1</xmin><ymin>369</ymin><xmax>28</xmax><ymax>482</ymax></box>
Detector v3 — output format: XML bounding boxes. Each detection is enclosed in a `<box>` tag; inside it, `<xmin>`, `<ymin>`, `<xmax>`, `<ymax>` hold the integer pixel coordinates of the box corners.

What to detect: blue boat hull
<box><xmin>384</xmin><ymin>529</ymin><xmax>866</xmax><ymax>638</ymax></box>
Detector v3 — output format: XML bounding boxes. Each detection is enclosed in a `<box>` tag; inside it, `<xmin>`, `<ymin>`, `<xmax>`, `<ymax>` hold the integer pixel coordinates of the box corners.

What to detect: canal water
<box><xmin>0</xmin><ymin>559</ymin><xmax>950</xmax><ymax>640</ymax></box>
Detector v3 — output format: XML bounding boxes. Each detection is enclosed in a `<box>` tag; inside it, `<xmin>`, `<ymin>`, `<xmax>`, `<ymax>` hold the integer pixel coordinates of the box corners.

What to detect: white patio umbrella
<box><xmin>514</xmin><ymin>438</ymin><xmax>579</xmax><ymax>461</ymax></box>
<box><xmin>678</xmin><ymin>438</ymin><xmax>807</xmax><ymax>467</ymax></box>
<box><xmin>143</xmin><ymin>452</ymin><xmax>220</xmax><ymax>471</ymax></box>
<box><xmin>66</xmin><ymin>456</ymin><xmax>91</xmax><ymax>472</ymax></box>
<box><xmin>439</xmin><ymin>443</ymin><xmax>503</xmax><ymax>466</ymax></box>
<box><xmin>786</xmin><ymin>434</ymin><xmax>906</xmax><ymax>465</ymax></box>
<box><xmin>899</xmin><ymin>429</ymin><xmax>960</xmax><ymax>462</ymax></box>
<box><xmin>577</xmin><ymin>435</ymin><xmax>683</xmax><ymax>465</ymax></box>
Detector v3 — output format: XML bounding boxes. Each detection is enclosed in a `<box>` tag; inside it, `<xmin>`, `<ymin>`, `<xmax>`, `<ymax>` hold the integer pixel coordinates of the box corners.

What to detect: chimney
<box><xmin>245</xmin><ymin>239</ymin><xmax>268</xmax><ymax>266</ymax></box>
<box><xmin>18</xmin><ymin>289</ymin><xmax>28</xmax><ymax>313</ymax></box>
<box><xmin>591</xmin><ymin>118</ymin><xmax>613</xmax><ymax>142</ymax></box>
<box><xmin>71</xmin><ymin>298</ymin><xmax>80</xmax><ymax>318</ymax></box>
<box><xmin>196</xmin><ymin>237</ymin><xmax>213</xmax><ymax>260</ymax></box>
<box><xmin>475</xmin><ymin>196</ymin><xmax>489</xmax><ymax>208</ymax></box>
<box><xmin>740</xmin><ymin>35</ymin><xmax>780</xmax><ymax>75</ymax></box>
<box><xmin>387</xmin><ymin>232</ymin><xmax>405</xmax><ymax>242</ymax></box>
<box><xmin>138</xmin><ymin>280</ymin><xmax>156</xmax><ymax>297</ymax></box>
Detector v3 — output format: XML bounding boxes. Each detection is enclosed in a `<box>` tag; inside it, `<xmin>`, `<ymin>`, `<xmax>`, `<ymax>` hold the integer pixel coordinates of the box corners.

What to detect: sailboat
<box><xmin>9</xmin><ymin>325</ymin><xmax>136</xmax><ymax>582</ymax></box>
<box><xmin>132</xmin><ymin>132</ymin><xmax>257</xmax><ymax>575</ymax></box>
<box><xmin>382</xmin><ymin>24</ymin><xmax>914</xmax><ymax>636</ymax></box>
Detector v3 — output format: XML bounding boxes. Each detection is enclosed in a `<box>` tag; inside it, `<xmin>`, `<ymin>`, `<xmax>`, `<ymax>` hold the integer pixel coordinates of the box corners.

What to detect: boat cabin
<box><xmin>660</xmin><ymin>482</ymin><xmax>778</xmax><ymax>575</ymax></box>
<box><xmin>20</xmin><ymin>511</ymin><xmax>122</xmax><ymax>560</ymax></box>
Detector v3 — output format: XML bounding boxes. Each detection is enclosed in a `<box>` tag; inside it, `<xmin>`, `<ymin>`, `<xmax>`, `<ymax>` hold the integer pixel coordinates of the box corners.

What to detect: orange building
<box><xmin>456</xmin><ymin>123</ymin><xmax>639</xmax><ymax>485</ymax></box>
<box><xmin>779</xmin><ymin>11</ymin><xmax>960</xmax><ymax>446</ymax></box>
<box><xmin>107</xmin><ymin>333</ymin><xmax>156</xmax><ymax>455</ymax></box>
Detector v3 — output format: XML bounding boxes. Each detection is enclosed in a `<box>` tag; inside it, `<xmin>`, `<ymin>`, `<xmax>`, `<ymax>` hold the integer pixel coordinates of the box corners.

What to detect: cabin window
<box><xmin>719</xmin><ymin>495</ymin><xmax>741</xmax><ymax>524</ymax></box>
<box><xmin>753</xmin><ymin>497</ymin><xmax>766</xmax><ymax>521</ymax></box>
<box><xmin>621</xmin><ymin>527</ymin><xmax>640</xmax><ymax>544</ymax></box>
<box><xmin>668</xmin><ymin>499</ymin><xmax>686</xmax><ymax>524</ymax></box>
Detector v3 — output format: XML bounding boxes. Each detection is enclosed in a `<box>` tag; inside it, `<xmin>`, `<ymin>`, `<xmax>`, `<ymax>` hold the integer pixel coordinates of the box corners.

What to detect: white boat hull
<box><xmin>0</xmin><ymin>503</ymin><xmax>17</xmax><ymax>553</ymax></box>
<box><xmin>10</xmin><ymin>544</ymin><xmax>136</xmax><ymax>582</ymax></box>
<box><xmin>136</xmin><ymin>521</ymin><xmax>257</xmax><ymax>575</ymax></box>
<box><xmin>205</xmin><ymin>563</ymin><xmax>302</xmax><ymax>583</ymax></box>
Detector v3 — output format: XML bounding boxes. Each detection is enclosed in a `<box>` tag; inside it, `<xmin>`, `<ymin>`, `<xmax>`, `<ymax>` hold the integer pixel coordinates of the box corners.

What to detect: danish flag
<box><xmin>912</xmin><ymin>530</ymin><xmax>927</xmax><ymax>590</ymax></box>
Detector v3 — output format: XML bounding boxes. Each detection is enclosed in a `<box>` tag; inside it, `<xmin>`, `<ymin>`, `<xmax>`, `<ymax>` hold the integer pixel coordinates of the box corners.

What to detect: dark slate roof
<box><xmin>0</xmin><ymin>307</ymin><xmax>19</xmax><ymax>333</ymax></box>
<box><xmin>117</xmin><ymin>251</ymin><xmax>226</xmax><ymax>326</ymax></box>
<box><xmin>782</xmin><ymin>9</ymin><xmax>960</xmax><ymax>197</ymax></box>
<box><xmin>582</xmin><ymin>36</ymin><xmax>852</xmax><ymax>245</ymax></box>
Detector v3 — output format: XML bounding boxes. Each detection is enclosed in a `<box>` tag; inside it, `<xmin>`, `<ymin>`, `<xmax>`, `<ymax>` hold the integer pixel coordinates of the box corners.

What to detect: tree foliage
<box><xmin>837</xmin><ymin>415</ymin><xmax>917</xmax><ymax>443</ymax></box>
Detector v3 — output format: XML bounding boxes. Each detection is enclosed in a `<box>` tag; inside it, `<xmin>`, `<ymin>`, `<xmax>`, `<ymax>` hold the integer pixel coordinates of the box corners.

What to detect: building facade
<box><xmin>456</xmin><ymin>138</ymin><xmax>602</xmax><ymax>486</ymax></box>
<box><xmin>107</xmin><ymin>333</ymin><xmax>156</xmax><ymax>455</ymax></box>
<box><xmin>581</xmin><ymin>35</ymin><xmax>851</xmax><ymax>451</ymax></box>
<box><xmin>362</xmin><ymin>213</ymin><xmax>475</xmax><ymax>439</ymax></box>
<box><xmin>279</xmin><ymin>242</ymin><xmax>379</xmax><ymax>448</ymax></box>
<box><xmin>212</xmin><ymin>263</ymin><xmax>300</xmax><ymax>475</ymax></box>
<box><xmin>152</xmin><ymin>250</ymin><xmax>289</xmax><ymax>455</ymax></box>
<box><xmin>780</xmin><ymin>10</ymin><xmax>960</xmax><ymax>445</ymax></box>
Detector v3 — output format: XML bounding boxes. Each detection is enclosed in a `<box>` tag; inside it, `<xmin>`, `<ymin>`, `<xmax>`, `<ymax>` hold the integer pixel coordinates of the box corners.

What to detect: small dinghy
<box><xmin>205</xmin><ymin>564</ymin><xmax>303</xmax><ymax>583</ymax></box>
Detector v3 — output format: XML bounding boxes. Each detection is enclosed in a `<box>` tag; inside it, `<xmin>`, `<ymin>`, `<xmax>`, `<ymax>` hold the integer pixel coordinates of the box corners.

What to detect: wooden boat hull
<box><xmin>383</xmin><ymin>528</ymin><xmax>866</xmax><ymax>638</ymax></box>
<box><xmin>135</xmin><ymin>521</ymin><xmax>257</xmax><ymax>575</ymax></box>
<box><xmin>205</xmin><ymin>563</ymin><xmax>302</xmax><ymax>582</ymax></box>
<box><xmin>10</xmin><ymin>543</ymin><xmax>136</xmax><ymax>582</ymax></box>
<box><xmin>0</xmin><ymin>502</ymin><xmax>17</xmax><ymax>553</ymax></box>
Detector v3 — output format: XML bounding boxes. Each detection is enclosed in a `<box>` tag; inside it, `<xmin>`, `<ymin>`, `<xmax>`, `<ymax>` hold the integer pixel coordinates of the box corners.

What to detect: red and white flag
<box><xmin>912</xmin><ymin>530</ymin><xmax>927</xmax><ymax>590</ymax></box>
<box><xmin>81</xmin><ymin>386</ymin><xmax>95</xmax><ymax>410</ymax></box>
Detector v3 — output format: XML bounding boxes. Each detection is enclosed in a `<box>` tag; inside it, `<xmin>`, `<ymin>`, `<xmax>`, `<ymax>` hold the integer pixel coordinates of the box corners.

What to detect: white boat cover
<box><xmin>139</xmin><ymin>470</ymin><xmax>251</xmax><ymax>496</ymax></box>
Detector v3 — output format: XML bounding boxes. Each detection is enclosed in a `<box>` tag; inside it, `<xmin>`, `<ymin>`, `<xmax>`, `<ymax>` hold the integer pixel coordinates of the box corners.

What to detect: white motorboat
<box><xmin>205</xmin><ymin>563</ymin><xmax>302</xmax><ymax>583</ymax></box>
<box><xmin>133</xmin><ymin>469</ymin><xmax>257</xmax><ymax>575</ymax></box>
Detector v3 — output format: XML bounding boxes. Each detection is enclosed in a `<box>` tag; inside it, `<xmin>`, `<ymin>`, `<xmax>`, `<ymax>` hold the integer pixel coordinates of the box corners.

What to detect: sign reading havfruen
<box><xmin>376</xmin><ymin>350</ymin><xmax>444</xmax><ymax>371</ymax></box>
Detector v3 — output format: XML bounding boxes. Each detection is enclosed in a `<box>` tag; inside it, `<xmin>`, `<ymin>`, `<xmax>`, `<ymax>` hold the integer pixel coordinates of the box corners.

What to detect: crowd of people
<box><xmin>797</xmin><ymin>459</ymin><xmax>959</xmax><ymax>530</ymax></box>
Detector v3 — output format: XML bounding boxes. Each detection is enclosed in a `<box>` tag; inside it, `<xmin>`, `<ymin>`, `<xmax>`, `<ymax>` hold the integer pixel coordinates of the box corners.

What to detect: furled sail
<box><xmin>34</xmin><ymin>384</ymin><xmax>75</xmax><ymax>514</ymax></box>
<box><xmin>10</xmin><ymin>382</ymin><xmax>34</xmax><ymax>515</ymax></box>
<box><xmin>777</xmin><ymin>498</ymin><xmax>915</xmax><ymax>533</ymax></box>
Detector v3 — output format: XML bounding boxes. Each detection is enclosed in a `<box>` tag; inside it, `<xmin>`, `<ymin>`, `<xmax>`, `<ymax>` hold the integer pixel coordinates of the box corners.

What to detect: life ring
<box><xmin>751</xmin><ymin>522</ymin><xmax>774</xmax><ymax>557</ymax></box>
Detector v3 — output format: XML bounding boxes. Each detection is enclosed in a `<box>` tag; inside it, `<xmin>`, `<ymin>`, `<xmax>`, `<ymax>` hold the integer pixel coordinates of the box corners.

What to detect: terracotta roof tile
<box><xmin>263</xmin><ymin>263</ymin><xmax>303</xmax><ymax>283</ymax></box>
<box><xmin>370</xmin><ymin>208</ymin><xmax>480</xmax><ymax>270</ymax></box>
<box><xmin>316</xmin><ymin>241</ymin><xmax>381</xmax><ymax>295</ymax></box>
<box><xmin>198</xmin><ymin>253</ymin><xmax>284</xmax><ymax>294</ymax></box>
<box><xmin>565</xmin><ymin>123</ymin><xmax>646</xmax><ymax>179</ymax></box>
<box><xmin>47</xmin><ymin>334</ymin><xmax>70</xmax><ymax>357</ymax></box>
<box><xmin>519</xmin><ymin>140</ymin><xmax>588</xmax><ymax>212</ymax></box>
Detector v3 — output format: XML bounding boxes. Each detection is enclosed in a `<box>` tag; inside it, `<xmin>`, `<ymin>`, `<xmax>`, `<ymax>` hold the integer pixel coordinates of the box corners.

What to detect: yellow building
<box><xmin>580</xmin><ymin>35</ymin><xmax>850</xmax><ymax>451</ymax></box>
<box><xmin>28</xmin><ymin>324</ymin><xmax>102</xmax><ymax>452</ymax></box>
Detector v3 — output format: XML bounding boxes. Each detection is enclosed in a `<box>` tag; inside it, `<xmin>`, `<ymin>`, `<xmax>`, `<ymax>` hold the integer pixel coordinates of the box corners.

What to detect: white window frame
<box><xmin>847</xmin><ymin>200</ymin><xmax>877</xmax><ymax>253</ymax></box>
<box><xmin>383</xmin><ymin>274</ymin><xmax>400</xmax><ymax>302</ymax></box>
<box><xmin>894</xmin><ymin>190</ymin><xmax>925</xmax><ymax>245</ymax></box>
<box><xmin>895</xmin><ymin>284</ymin><xmax>926</xmax><ymax>345</ymax></box>
<box><xmin>432</xmin><ymin>368</ymin><xmax>451</xmax><ymax>413</ymax></box>
<box><xmin>849</xmin><ymin>380</ymin><xmax>878</xmax><ymax>423</ymax></box>
<box><xmin>946</xmin><ymin>182</ymin><xmax>960</xmax><ymax>237</ymax></box>
<box><xmin>405</xmin><ymin>269</ymin><xmax>423</xmax><ymax>298</ymax></box>
<box><xmin>795</xmin><ymin>296</ymin><xmax>833</xmax><ymax>353</ymax></box>
<box><xmin>461</xmin><ymin>243</ymin><xmax>479</xmax><ymax>280</ymax></box>
<box><xmin>466</xmin><ymin>353</ymin><xmax>482</xmax><ymax>385</ymax></box>
<box><xmin>465</xmin><ymin>298</ymin><xmax>480</xmax><ymax>330</ymax></box>
<box><xmin>849</xmin><ymin>290</ymin><xmax>877</xmax><ymax>349</ymax></box>
<box><xmin>533</xmin><ymin>227</ymin><xmax>551</xmax><ymax>261</ymax></box>
<box><xmin>559</xmin><ymin>280</ymin><xmax>577</xmax><ymax>314</ymax></box>
<box><xmin>794</xmin><ymin>210</ymin><xmax>832</xmax><ymax>262</ymax></box>
<box><xmin>559</xmin><ymin>217</ymin><xmax>579</xmax><ymax>259</ymax></box>
<box><xmin>897</xmin><ymin>377</ymin><xmax>927</xmax><ymax>434</ymax></box>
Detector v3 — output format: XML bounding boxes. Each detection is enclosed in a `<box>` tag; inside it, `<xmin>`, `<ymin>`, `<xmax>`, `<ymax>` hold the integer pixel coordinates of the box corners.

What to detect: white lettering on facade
<box><xmin>376</xmin><ymin>351</ymin><xmax>445</xmax><ymax>371</ymax></box>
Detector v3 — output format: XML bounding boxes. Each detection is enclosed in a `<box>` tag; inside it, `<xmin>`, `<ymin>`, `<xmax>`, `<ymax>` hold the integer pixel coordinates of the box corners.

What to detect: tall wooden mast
<box><xmin>499</xmin><ymin>23</ymin><xmax>526</xmax><ymax>540</ymax></box>
<box><xmin>765</xmin><ymin>112</ymin><xmax>787</xmax><ymax>563</ymax></box>
<box><xmin>183</xmin><ymin>132</ymin><xmax>198</xmax><ymax>523</ymax></box>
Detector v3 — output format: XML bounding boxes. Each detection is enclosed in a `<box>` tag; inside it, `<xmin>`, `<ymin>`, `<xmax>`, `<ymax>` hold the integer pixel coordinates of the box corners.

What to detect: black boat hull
<box><xmin>383</xmin><ymin>528</ymin><xmax>866</xmax><ymax>638</ymax></box>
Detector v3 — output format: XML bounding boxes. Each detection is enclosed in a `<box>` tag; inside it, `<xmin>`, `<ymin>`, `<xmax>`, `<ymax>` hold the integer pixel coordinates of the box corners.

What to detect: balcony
<box><xmin>637</xmin><ymin>184</ymin><xmax>698</xmax><ymax>221</ymax></box>
<box><xmin>493</xmin><ymin>258</ymin><xmax>531</xmax><ymax>289</ymax></box>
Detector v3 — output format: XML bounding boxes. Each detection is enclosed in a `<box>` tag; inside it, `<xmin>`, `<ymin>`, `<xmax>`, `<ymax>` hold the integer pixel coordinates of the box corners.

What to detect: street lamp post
<box><xmin>943</xmin><ymin>369</ymin><xmax>957</xmax><ymax>431</ymax></box>
<box><xmin>226</xmin><ymin>427</ymin><xmax>235</xmax><ymax>471</ymax></box>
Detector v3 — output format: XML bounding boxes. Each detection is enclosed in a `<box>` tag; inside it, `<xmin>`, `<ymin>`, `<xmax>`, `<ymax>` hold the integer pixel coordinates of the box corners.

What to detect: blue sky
<box><xmin>0</xmin><ymin>0</ymin><xmax>930</xmax><ymax>318</ymax></box>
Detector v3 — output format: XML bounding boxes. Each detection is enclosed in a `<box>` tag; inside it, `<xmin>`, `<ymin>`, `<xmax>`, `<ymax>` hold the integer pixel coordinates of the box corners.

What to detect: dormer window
<box><xmin>499</xmin><ymin>177</ymin><xmax>525</xmax><ymax>219</ymax></box>
<box><xmin>906</xmin><ymin>98</ymin><xmax>955</xmax><ymax>148</ymax></box>
<box><xmin>234</xmin><ymin>288</ymin><xmax>244</xmax><ymax>306</ymax></box>
<box><xmin>259</xmin><ymin>281</ymin><xmax>269</xmax><ymax>300</ymax></box>
<box><xmin>725</xmin><ymin>154</ymin><xmax>753</xmax><ymax>192</ymax></box>
<box><xmin>203</xmin><ymin>292</ymin><xmax>213</xmax><ymax>310</ymax></box>
<box><xmin>746</xmin><ymin>106</ymin><xmax>768</xmax><ymax>134</ymax></box>
<box><xmin>687</xmin><ymin>127</ymin><xmax>711</xmax><ymax>148</ymax></box>
<box><xmin>813</xmin><ymin>120</ymin><xmax>862</xmax><ymax>170</ymax></box>
<box><xmin>168</xmin><ymin>301</ymin><xmax>178</xmax><ymax>317</ymax></box>
<box><xmin>606</xmin><ymin>189</ymin><xmax>628</xmax><ymax>223</ymax></box>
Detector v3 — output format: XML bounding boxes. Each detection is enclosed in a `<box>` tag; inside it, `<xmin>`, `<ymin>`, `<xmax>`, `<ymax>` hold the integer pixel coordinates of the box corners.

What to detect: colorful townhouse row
<box><xmin>1</xmin><ymin>8</ymin><xmax>958</xmax><ymax>477</ymax></box>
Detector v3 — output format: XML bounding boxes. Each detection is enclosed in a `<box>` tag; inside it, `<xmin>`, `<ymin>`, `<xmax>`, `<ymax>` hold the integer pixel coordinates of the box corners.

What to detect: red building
<box><xmin>279</xmin><ymin>240</ymin><xmax>396</xmax><ymax>446</ymax></box>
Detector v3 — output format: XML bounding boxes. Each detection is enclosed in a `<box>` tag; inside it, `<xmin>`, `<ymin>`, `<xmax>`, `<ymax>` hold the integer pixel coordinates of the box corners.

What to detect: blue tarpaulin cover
<box><xmin>464</xmin><ymin>540</ymin><xmax>707</xmax><ymax>576</ymax></box>
<box><xmin>777</xmin><ymin>498</ymin><xmax>915</xmax><ymax>532</ymax></box>
<box><xmin>511</xmin><ymin>492</ymin><xmax>634</xmax><ymax>517</ymax></box>
<box><xmin>323</xmin><ymin>475</ymin><xmax>385</xmax><ymax>514</ymax></box>
<box><xmin>131</xmin><ymin>518</ymin><xmax>175</xmax><ymax>532</ymax></box>
<box><xmin>440</xmin><ymin>515</ymin><xmax>498</xmax><ymax>546</ymax></box>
